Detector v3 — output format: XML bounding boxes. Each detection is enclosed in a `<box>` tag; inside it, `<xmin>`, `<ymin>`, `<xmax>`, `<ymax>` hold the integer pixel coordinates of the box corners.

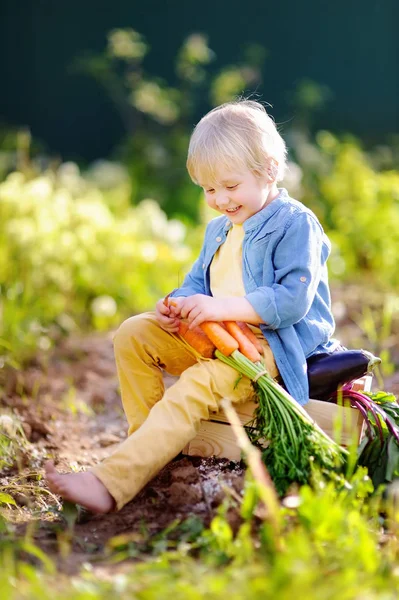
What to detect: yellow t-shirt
<box><xmin>210</xmin><ymin>224</ymin><xmax>263</xmax><ymax>338</ymax></box>
<box><xmin>210</xmin><ymin>224</ymin><xmax>246</xmax><ymax>297</ymax></box>
<box><xmin>210</xmin><ymin>225</ymin><xmax>279</xmax><ymax>377</ymax></box>
<box><xmin>209</xmin><ymin>224</ymin><xmax>278</xmax><ymax>378</ymax></box>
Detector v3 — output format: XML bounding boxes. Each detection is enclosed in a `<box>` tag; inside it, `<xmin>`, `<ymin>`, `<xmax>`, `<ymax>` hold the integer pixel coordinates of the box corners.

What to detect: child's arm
<box><xmin>172</xmin><ymin>295</ymin><xmax>263</xmax><ymax>330</ymax></box>
<box><xmin>170</xmin><ymin>213</ymin><xmax>327</xmax><ymax>331</ymax></box>
<box><xmin>244</xmin><ymin>212</ymin><xmax>328</xmax><ymax>330</ymax></box>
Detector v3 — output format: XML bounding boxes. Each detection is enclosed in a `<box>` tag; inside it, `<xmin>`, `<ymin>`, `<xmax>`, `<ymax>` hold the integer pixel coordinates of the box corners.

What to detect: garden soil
<box><xmin>1</xmin><ymin>332</ymin><xmax>247</xmax><ymax>574</ymax></box>
<box><xmin>2</xmin><ymin>284</ymin><xmax>399</xmax><ymax>574</ymax></box>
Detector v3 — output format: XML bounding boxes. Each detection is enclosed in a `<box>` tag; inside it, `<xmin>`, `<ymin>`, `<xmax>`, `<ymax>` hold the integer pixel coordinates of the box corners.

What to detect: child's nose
<box><xmin>216</xmin><ymin>192</ymin><xmax>230</xmax><ymax>209</ymax></box>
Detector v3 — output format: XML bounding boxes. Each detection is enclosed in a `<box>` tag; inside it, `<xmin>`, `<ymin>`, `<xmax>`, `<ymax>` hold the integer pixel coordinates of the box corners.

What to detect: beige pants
<box><xmin>91</xmin><ymin>312</ymin><xmax>278</xmax><ymax>510</ymax></box>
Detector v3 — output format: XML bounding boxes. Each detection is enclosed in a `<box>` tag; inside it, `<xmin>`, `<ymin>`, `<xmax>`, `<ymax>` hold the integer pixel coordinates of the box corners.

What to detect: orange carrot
<box><xmin>164</xmin><ymin>291</ymin><xmax>183</xmax><ymax>310</ymax></box>
<box><xmin>178</xmin><ymin>321</ymin><xmax>215</xmax><ymax>358</ymax></box>
<box><xmin>163</xmin><ymin>294</ymin><xmax>171</xmax><ymax>308</ymax></box>
<box><xmin>164</xmin><ymin>296</ymin><xmax>180</xmax><ymax>317</ymax></box>
<box><xmin>224</xmin><ymin>321</ymin><xmax>262</xmax><ymax>362</ymax></box>
<box><xmin>199</xmin><ymin>322</ymin><xmax>239</xmax><ymax>356</ymax></box>
<box><xmin>236</xmin><ymin>321</ymin><xmax>264</xmax><ymax>354</ymax></box>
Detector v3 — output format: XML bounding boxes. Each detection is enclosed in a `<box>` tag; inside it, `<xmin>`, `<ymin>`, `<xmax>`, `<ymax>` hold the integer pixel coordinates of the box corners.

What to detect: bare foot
<box><xmin>44</xmin><ymin>461</ymin><xmax>115</xmax><ymax>514</ymax></box>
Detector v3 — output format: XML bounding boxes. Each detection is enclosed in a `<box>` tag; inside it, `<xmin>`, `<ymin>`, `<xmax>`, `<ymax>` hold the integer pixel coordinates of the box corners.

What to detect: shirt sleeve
<box><xmin>245</xmin><ymin>212</ymin><xmax>328</xmax><ymax>329</ymax></box>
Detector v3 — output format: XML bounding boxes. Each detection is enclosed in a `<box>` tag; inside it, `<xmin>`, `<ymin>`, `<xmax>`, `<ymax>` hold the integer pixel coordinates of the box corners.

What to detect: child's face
<box><xmin>200</xmin><ymin>167</ymin><xmax>274</xmax><ymax>224</ymax></box>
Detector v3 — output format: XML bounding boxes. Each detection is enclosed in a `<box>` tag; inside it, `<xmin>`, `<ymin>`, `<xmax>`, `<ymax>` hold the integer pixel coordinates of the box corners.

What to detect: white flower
<box><xmin>86</xmin><ymin>160</ymin><xmax>129</xmax><ymax>189</ymax></box>
<box><xmin>139</xmin><ymin>242</ymin><xmax>158</xmax><ymax>262</ymax></box>
<box><xmin>91</xmin><ymin>295</ymin><xmax>117</xmax><ymax>317</ymax></box>
<box><xmin>165</xmin><ymin>220</ymin><xmax>186</xmax><ymax>244</ymax></box>
<box><xmin>0</xmin><ymin>414</ymin><xmax>18</xmax><ymax>436</ymax></box>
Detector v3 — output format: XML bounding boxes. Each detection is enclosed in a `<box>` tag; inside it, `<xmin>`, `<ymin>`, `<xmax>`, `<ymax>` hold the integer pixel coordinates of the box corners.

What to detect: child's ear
<box><xmin>266</xmin><ymin>157</ymin><xmax>279</xmax><ymax>182</ymax></box>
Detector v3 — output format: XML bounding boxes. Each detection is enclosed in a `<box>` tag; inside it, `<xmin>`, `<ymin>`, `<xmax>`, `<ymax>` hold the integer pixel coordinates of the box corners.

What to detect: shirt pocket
<box><xmin>253</xmin><ymin>231</ymin><xmax>271</xmax><ymax>244</ymax></box>
<box><xmin>252</xmin><ymin>232</ymin><xmax>273</xmax><ymax>267</ymax></box>
<box><xmin>246</xmin><ymin>246</ymin><xmax>275</xmax><ymax>288</ymax></box>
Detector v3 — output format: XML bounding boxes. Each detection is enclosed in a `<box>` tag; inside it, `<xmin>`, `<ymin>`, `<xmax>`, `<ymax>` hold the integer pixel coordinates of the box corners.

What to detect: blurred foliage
<box><xmin>2</xmin><ymin>130</ymin><xmax>399</xmax><ymax>371</ymax></box>
<box><xmin>0</xmin><ymin>412</ymin><xmax>30</xmax><ymax>471</ymax></box>
<box><xmin>286</xmin><ymin>78</ymin><xmax>333</xmax><ymax>129</ymax></box>
<box><xmin>0</xmin><ymin>161</ymin><xmax>199</xmax><ymax>370</ymax></box>
<box><xmin>1</xmin><ymin>28</ymin><xmax>399</xmax><ymax>369</ymax></box>
<box><xmin>74</xmin><ymin>29</ymin><xmax>266</xmax><ymax>222</ymax></box>
<box><xmin>0</xmin><ymin>126</ymin><xmax>44</xmax><ymax>183</ymax></box>
<box><xmin>287</xmin><ymin>129</ymin><xmax>399</xmax><ymax>288</ymax></box>
<box><xmin>74</xmin><ymin>28</ymin><xmax>399</xmax><ymax>287</ymax></box>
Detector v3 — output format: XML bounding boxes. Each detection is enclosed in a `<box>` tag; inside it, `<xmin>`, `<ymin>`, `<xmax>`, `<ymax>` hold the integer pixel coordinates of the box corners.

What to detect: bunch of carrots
<box><xmin>165</xmin><ymin>297</ymin><xmax>347</xmax><ymax>495</ymax></box>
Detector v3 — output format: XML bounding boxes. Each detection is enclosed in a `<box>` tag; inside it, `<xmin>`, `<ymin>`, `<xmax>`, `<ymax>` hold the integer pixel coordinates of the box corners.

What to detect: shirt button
<box><xmin>300</xmin><ymin>276</ymin><xmax>307</xmax><ymax>282</ymax></box>
<box><xmin>202</xmin><ymin>263</ymin><xmax>205</xmax><ymax>269</ymax></box>
<box><xmin>216</xmin><ymin>236</ymin><xmax>222</xmax><ymax>242</ymax></box>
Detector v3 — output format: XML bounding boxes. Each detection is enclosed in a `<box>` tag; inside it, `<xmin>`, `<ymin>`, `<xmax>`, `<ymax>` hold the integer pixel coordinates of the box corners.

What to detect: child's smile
<box><xmin>201</xmin><ymin>167</ymin><xmax>278</xmax><ymax>224</ymax></box>
<box><xmin>226</xmin><ymin>205</ymin><xmax>242</xmax><ymax>214</ymax></box>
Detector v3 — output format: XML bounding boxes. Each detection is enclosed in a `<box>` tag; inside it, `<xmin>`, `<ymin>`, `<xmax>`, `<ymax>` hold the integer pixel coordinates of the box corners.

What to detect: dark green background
<box><xmin>1</xmin><ymin>0</ymin><xmax>398</xmax><ymax>161</ymax></box>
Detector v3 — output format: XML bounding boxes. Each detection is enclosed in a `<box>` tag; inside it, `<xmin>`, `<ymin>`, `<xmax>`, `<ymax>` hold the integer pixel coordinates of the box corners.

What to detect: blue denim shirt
<box><xmin>170</xmin><ymin>189</ymin><xmax>338</xmax><ymax>406</ymax></box>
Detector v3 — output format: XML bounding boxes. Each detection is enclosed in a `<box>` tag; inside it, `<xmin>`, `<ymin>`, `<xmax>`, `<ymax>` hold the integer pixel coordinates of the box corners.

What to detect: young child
<box><xmin>45</xmin><ymin>99</ymin><xmax>338</xmax><ymax>513</ymax></box>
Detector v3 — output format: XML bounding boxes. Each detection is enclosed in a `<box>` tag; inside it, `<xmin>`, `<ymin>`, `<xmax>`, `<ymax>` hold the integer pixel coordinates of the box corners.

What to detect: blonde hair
<box><xmin>187</xmin><ymin>100</ymin><xmax>287</xmax><ymax>186</ymax></box>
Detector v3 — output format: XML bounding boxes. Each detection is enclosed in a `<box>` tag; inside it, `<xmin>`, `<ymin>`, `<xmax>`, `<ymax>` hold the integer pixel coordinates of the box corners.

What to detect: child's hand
<box><xmin>178</xmin><ymin>294</ymin><xmax>226</xmax><ymax>329</ymax></box>
<box><xmin>155</xmin><ymin>297</ymin><xmax>181</xmax><ymax>333</ymax></box>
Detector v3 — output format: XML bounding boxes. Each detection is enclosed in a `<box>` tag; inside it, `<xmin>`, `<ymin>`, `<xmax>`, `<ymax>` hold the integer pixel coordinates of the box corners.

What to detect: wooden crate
<box><xmin>183</xmin><ymin>375</ymin><xmax>371</xmax><ymax>460</ymax></box>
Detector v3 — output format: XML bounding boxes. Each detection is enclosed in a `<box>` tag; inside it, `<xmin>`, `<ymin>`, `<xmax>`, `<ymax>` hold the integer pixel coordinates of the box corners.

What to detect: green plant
<box><xmin>1</xmin><ymin>466</ymin><xmax>399</xmax><ymax>599</ymax></box>
<box><xmin>0</xmin><ymin>167</ymin><xmax>200</xmax><ymax>369</ymax></box>
<box><xmin>0</xmin><ymin>413</ymin><xmax>30</xmax><ymax>471</ymax></box>
<box><xmin>76</xmin><ymin>28</ymin><xmax>266</xmax><ymax>222</ymax></box>
<box><xmin>292</xmin><ymin>131</ymin><xmax>399</xmax><ymax>289</ymax></box>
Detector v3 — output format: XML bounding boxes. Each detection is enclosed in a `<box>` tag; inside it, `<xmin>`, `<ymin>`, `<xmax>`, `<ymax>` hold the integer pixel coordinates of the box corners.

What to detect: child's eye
<box><xmin>205</xmin><ymin>188</ymin><xmax>215</xmax><ymax>194</ymax></box>
<box><xmin>227</xmin><ymin>184</ymin><xmax>238</xmax><ymax>190</ymax></box>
